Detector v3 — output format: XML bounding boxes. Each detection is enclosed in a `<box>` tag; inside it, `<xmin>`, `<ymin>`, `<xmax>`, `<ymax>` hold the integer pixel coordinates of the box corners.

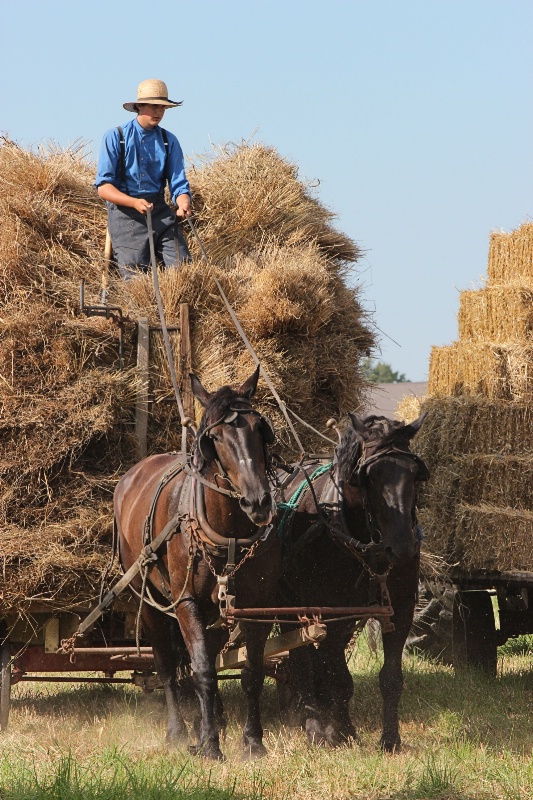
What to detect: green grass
<box><xmin>2</xmin><ymin>637</ymin><xmax>533</xmax><ymax>799</ymax></box>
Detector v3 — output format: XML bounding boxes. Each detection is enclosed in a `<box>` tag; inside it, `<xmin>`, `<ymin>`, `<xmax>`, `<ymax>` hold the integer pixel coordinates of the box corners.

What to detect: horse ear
<box><xmin>348</xmin><ymin>412</ymin><xmax>367</xmax><ymax>437</ymax></box>
<box><xmin>238</xmin><ymin>365</ymin><xmax>261</xmax><ymax>400</ymax></box>
<box><xmin>402</xmin><ymin>412</ymin><xmax>428</xmax><ymax>439</ymax></box>
<box><xmin>190</xmin><ymin>374</ymin><xmax>212</xmax><ymax>407</ymax></box>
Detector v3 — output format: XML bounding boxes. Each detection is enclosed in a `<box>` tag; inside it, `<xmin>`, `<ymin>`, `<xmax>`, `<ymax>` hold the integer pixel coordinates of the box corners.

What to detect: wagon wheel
<box><xmin>0</xmin><ymin>628</ymin><xmax>11</xmax><ymax>732</ymax></box>
<box><xmin>452</xmin><ymin>590</ymin><xmax>497</xmax><ymax>677</ymax></box>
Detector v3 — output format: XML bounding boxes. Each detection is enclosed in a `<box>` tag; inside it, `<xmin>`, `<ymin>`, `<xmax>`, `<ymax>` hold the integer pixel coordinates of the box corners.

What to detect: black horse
<box><xmin>277</xmin><ymin>412</ymin><xmax>428</xmax><ymax>751</ymax></box>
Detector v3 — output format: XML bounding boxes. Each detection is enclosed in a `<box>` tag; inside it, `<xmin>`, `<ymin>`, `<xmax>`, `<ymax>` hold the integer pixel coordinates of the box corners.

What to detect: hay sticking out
<box><xmin>187</xmin><ymin>143</ymin><xmax>361</xmax><ymax>267</ymax></box>
<box><xmin>394</xmin><ymin>394</ymin><xmax>424</xmax><ymax>423</ymax></box>
<box><xmin>0</xmin><ymin>137</ymin><xmax>375</xmax><ymax>611</ymax></box>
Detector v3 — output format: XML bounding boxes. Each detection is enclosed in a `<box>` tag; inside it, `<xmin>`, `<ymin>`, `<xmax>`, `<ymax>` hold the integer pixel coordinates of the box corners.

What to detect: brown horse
<box><xmin>114</xmin><ymin>367</ymin><xmax>281</xmax><ymax>759</ymax></box>
<box><xmin>277</xmin><ymin>412</ymin><xmax>428</xmax><ymax>751</ymax></box>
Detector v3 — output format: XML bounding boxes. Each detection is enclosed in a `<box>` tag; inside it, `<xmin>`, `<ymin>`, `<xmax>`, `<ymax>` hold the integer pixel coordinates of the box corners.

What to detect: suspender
<box><xmin>116</xmin><ymin>126</ymin><xmax>168</xmax><ymax>191</ymax></box>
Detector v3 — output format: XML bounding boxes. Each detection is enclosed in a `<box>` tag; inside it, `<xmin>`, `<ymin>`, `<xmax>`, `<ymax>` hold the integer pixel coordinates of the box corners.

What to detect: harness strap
<box><xmin>143</xmin><ymin>457</ymin><xmax>186</xmax><ymax>546</ymax></box>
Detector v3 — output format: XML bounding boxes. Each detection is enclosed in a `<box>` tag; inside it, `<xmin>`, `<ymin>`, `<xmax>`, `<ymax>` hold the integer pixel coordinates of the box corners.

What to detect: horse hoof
<box><xmin>242</xmin><ymin>741</ymin><xmax>267</xmax><ymax>760</ymax></box>
<box><xmin>188</xmin><ymin>744</ymin><xmax>225</xmax><ymax>761</ymax></box>
<box><xmin>324</xmin><ymin>724</ymin><xmax>360</xmax><ymax>748</ymax></box>
<box><xmin>305</xmin><ymin>719</ymin><xmax>327</xmax><ymax>746</ymax></box>
<box><xmin>165</xmin><ymin>730</ymin><xmax>188</xmax><ymax>749</ymax></box>
<box><xmin>380</xmin><ymin>734</ymin><xmax>401</xmax><ymax>753</ymax></box>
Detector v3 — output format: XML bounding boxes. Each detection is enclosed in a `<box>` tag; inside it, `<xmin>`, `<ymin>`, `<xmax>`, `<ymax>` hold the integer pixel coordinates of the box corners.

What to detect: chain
<box><xmin>194</xmin><ymin>530</ymin><xmax>264</xmax><ymax>582</ymax></box>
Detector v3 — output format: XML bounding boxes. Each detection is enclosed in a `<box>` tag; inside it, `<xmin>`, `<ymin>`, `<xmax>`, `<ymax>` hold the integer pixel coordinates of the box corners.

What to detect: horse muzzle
<box><xmin>239</xmin><ymin>491</ymin><xmax>274</xmax><ymax>526</ymax></box>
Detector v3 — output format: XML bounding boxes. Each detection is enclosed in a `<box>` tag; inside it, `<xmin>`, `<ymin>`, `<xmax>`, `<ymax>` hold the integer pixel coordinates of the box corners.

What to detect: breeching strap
<box><xmin>146</xmin><ymin>208</ymin><xmax>188</xmax><ymax>454</ymax></box>
<box><xmin>184</xmin><ymin>216</ymin><xmax>306</xmax><ymax>458</ymax></box>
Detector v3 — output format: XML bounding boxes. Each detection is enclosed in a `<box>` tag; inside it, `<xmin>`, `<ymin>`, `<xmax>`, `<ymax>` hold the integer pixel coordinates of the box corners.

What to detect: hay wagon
<box><xmin>0</xmin><ymin>592</ymin><xmax>334</xmax><ymax>733</ymax></box>
<box><xmin>418</xmin><ymin>567</ymin><xmax>533</xmax><ymax>677</ymax></box>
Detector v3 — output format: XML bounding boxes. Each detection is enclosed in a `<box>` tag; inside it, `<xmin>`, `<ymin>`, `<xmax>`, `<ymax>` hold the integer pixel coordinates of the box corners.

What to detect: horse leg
<box><xmin>141</xmin><ymin>604</ymin><xmax>188</xmax><ymax>746</ymax></box>
<box><xmin>315</xmin><ymin>629</ymin><xmax>358</xmax><ymax>747</ymax></box>
<box><xmin>379</xmin><ymin>605</ymin><xmax>414</xmax><ymax>752</ymax></box>
<box><xmin>285</xmin><ymin>644</ymin><xmax>327</xmax><ymax>745</ymax></box>
<box><xmin>176</xmin><ymin>601</ymin><xmax>223</xmax><ymax>760</ymax></box>
<box><xmin>239</xmin><ymin>622</ymin><xmax>271</xmax><ymax>758</ymax></box>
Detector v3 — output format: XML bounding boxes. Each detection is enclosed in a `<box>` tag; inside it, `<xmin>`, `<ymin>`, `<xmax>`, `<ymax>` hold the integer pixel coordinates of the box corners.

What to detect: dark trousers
<box><xmin>107</xmin><ymin>195</ymin><xmax>191</xmax><ymax>280</ymax></box>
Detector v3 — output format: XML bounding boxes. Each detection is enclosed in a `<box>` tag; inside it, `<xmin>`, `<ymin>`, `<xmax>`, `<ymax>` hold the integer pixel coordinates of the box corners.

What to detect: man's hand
<box><xmin>176</xmin><ymin>193</ymin><xmax>192</xmax><ymax>219</ymax></box>
<box><xmin>132</xmin><ymin>198</ymin><xmax>154</xmax><ymax>215</ymax></box>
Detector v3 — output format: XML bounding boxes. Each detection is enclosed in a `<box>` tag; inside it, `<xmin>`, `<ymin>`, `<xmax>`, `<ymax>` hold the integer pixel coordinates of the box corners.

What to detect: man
<box><xmin>95</xmin><ymin>78</ymin><xmax>192</xmax><ymax>279</ymax></box>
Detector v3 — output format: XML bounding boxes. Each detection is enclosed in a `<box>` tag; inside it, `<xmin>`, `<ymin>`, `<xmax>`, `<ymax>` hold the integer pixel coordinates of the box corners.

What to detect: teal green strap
<box><xmin>277</xmin><ymin>462</ymin><xmax>332</xmax><ymax>544</ymax></box>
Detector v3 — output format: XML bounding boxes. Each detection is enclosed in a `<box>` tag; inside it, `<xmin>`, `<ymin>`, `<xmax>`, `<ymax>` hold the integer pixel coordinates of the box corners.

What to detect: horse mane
<box><xmin>335</xmin><ymin>415</ymin><xmax>412</xmax><ymax>483</ymax></box>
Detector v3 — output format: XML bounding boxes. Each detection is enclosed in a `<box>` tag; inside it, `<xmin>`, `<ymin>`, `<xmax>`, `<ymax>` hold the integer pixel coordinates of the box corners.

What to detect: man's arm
<box><xmin>97</xmin><ymin>183</ymin><xmax>154</xmax><ymax>215</ymax></box>
<box><xmin>166</xmin><ymin>134</ymin><xmax>192</xmax><ymax>218</ymax></box>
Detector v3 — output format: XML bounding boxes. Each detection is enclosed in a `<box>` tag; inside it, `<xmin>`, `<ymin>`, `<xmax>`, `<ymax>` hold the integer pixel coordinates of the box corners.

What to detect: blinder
<box><xmin>259</xmin><ymin>414</ymin><xmax>276</xmax><ymax>445</ymax></box>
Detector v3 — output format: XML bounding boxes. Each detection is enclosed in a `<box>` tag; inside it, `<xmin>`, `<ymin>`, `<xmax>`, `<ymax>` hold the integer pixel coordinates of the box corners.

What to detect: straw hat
<box><xmin>123</xmin><ymin>79</ymin><xmax>182</xmax><ymax>112</ymax></box>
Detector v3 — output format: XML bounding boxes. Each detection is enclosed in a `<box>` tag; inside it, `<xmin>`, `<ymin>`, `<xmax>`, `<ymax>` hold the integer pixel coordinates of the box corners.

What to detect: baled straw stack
<box><xmin>396</xmin><ymin>221</ymin><xmax>533</xmax><ymax>573</ymax></box>
<box><xmin>0</xmin><ymin>137</ymin><xmax>375</xmax><ymax>611</ymax></box>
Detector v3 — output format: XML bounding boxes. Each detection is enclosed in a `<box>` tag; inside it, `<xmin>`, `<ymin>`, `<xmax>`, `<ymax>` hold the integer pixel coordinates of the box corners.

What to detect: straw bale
<box><xmin>414</xmin><ymin>396</ymin><xmax>533</xmax><ymax>463</ymax></box>
<box><xmin>458</xmin><ymin>285</ymin><xmax>533</xmax><ymax>343</ymax></box>
<box><xmin>487</xmin><ymin>222</ymin><xmax>533</xmax><ymax>285</ymax></box>
<box><xmin>0</xmin><ymin>137</ymin><xmax>375</xmax><ymax>610</ymax></box>
<box><xmin>410</xmin><ymin>396</ymin><xmax>533</xmax><ymax>569</ymax></box>
<box><xmin>419</xmin><ymin>499</ymin><xmax>533</xmax><ymax>573</ymax></box>
<box><xmin>451</xmin><ymin>453</ymin><xmax>533</xmax><ymax>510</ymax></box>
<box><xmin>428</xmin><ymin>341</ymin><xmax>533</xmax><ymax>401</ymax></box>
<box><xmin>454</xmin><ymin>504</ymin><xmax>533</xmax><ymax>572</ymax></box>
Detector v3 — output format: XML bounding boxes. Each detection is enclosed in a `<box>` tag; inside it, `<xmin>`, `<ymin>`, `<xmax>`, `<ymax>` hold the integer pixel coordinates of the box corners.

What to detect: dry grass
<box><xmin>2</xmin><ymin>641</ymin><xmax>533</xmax><ymax>799</ymax></box>
<box><xmin>186</xmin><ymin>142</ymin><xmax>361</xmax><ymax>267</ymax></box>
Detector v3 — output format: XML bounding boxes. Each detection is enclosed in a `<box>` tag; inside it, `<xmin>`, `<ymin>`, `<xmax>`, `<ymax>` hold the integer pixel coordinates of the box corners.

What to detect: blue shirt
<box><xmin>94</xmin><ymin>118</ymin><xmax>190</xmax><ymax>203</ymax></box>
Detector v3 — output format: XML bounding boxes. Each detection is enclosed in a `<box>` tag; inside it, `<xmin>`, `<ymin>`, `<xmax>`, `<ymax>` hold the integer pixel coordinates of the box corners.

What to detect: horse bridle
<box><xmin>195</xmin><ymin>401</ymin><xmax>275</xmax><ymax>492</ymax></box>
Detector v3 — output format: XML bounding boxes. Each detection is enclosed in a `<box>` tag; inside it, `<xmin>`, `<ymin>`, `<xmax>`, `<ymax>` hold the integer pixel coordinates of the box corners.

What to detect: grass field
<box><xmin>1</xmin><ymin>636</ymin><xmax>533</xmax><ymax>800</ymax></box>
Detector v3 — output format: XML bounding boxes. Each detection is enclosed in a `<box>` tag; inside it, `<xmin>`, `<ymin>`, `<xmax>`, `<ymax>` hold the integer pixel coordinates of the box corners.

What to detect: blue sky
<box><xmin>2</xmin><ymin>0</ymin><xmax>532</xmax><ymax>381</ymax></box>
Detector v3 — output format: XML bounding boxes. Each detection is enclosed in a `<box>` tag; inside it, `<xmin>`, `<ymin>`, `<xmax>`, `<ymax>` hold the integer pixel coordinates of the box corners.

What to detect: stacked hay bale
<box><xmin>400</xmin><ymin>222</ymin><xmax>533</xmax><ymax>572</ymax></box>
<box><xmin>0</xmin><ymin>137</ymin><xmax>375</xmax><ymax>612</ymax></box>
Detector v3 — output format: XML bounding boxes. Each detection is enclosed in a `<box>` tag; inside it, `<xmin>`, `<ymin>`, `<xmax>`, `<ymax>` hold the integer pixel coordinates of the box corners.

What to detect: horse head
<box><xmin>190</xmin><ymin>366</ymin><xmax>275</xmax><ymax>526</ymax></box>
<box><xmin>335</xmin><ymin>412</ymin><xmax>429</xmax><ymax>564</ymax></box>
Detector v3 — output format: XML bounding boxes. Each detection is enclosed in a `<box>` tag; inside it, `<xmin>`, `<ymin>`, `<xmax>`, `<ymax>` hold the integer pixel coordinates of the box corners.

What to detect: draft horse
<box><xmin>114</xmin><ymin>367</ymin><xmax>281</xmax><ymax>760</ymax></box>
<box><xmin>278</xmin><ymin>412</ymin><xmax>428</xmax><ymax>751</ymax></box>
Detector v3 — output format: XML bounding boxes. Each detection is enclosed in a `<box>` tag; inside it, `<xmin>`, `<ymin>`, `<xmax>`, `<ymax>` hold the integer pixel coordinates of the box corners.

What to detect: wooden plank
<box><xmin>135</xmin><ymin>318</ymin><xmax>150</xmax><ymax>460</ymax></box>
<box><xmin>215</xmin><ymin>623</ymin><xmax>327</xmax><ymax>672</ymax></box>
<box><xmin>179</xmin><ymin>303</ymin><xmax>195</xmax><ymax>421</ymax></box>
